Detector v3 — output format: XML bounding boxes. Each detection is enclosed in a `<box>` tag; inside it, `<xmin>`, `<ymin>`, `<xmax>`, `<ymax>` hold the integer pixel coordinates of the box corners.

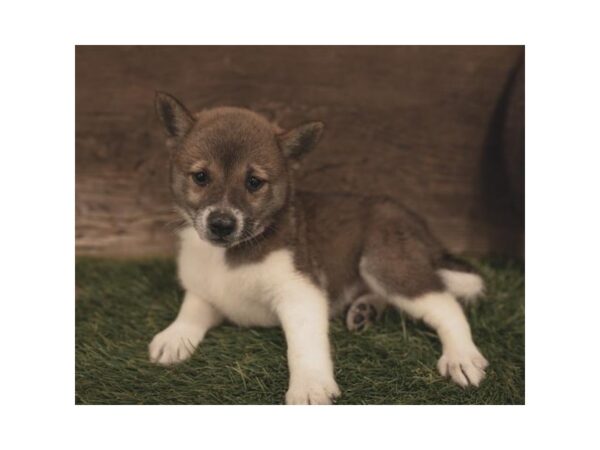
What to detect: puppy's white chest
<box><xmin>177</xmin><ymin>228</ymin><xmax>290</xmax><ymax>327</ymax></box>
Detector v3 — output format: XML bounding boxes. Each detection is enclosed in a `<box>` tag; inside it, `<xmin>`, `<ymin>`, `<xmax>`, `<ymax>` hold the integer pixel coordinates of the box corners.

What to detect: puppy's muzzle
<box><xmin>207</xmin><ymin>210</ymin><xmax>237</xmax><ymax>239</ymax></box>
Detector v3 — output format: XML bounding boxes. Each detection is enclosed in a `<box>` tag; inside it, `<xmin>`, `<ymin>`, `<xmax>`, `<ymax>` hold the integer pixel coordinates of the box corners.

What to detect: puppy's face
<box><xmin>155</xmin><ymin>92</ymin><xmax>324</xmax><ymax>247</ymax></box>
<box><xmin>170</xmin><ymin>111</ymin><xmax>288</xmax><ymax>247</ymax></box>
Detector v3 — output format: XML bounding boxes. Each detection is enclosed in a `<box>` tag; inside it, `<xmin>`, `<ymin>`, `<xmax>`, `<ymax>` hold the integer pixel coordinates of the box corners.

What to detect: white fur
<box><xmin>196</xmin><ymin>205</ymin><xmax>216</xmax><ymax>235</ymax></box>
<box><xmin>177</xmin><ymin>227</ymin><xmax>280</xmax><ymax>327</ymax></box>
<box><xmin>274</xmin><ymin>276</ymin><xmax>341</xmax><ymax>404</ymax></box>
<box><xmin>437</xmin><ymin>269</ymin><xmax>485</xmax><ymax>304</ymax></box>
<box><xmin>149</xmin><ymin>226</ymin><xmax>339</xmax><ymax>404</ymax></box>
<box><xmin>360</xmin><ymin>262</ymin><xmax>488</xmax><ymax>387</ymax></box>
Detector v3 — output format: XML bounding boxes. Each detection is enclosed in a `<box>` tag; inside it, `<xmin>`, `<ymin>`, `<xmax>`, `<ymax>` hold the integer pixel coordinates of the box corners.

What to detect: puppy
<box><xmin>149</xmin><ymin>92</ymin><xmax>488</xmax><ymax>404</ymax></box>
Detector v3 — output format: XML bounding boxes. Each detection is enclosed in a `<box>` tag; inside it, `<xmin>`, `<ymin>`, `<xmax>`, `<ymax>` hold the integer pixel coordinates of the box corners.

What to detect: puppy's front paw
<box><xmin>285</xmin><ymin>377</ymin><xmax>341</xmax><ymax>405</ymax></box>
<box><xmin>148</xmin><ymin>322</ymin><xmax>204</xmax><ymax>366</ymax></box>
<box><xmin>437</xmin><ymin>344</ymin><xmax>489</xmax><ymax>387</ymax></box>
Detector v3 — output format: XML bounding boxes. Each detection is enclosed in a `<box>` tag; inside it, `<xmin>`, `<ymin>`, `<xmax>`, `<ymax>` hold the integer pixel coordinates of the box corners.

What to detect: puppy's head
<box><xmin>155</xmin><ymin>92</ymin><xmax>324</xmax><ymax>247</ymax></box>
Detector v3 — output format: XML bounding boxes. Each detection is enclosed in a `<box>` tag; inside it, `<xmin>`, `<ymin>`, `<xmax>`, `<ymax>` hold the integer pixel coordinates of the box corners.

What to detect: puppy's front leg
<box><xmin>149</xmin><ymin>291</ymin><xmax>223</xmax><ymax>366</ymax></box>
<box><xmin>275</xmin><ymin>279</ymin><xmax>340</xmax><ymax>405</ymax></box>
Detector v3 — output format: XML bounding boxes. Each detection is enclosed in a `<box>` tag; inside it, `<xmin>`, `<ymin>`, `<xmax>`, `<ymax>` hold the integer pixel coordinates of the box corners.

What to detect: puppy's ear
<box><xmin>277</xmin><ymin>121</ymin><xmax>324</xmax><ymax>160</ymax></box>
<box><xmin>155</xmin><ymin>91</ymin><xmax>194</xmax><ymax>138</ymax></box>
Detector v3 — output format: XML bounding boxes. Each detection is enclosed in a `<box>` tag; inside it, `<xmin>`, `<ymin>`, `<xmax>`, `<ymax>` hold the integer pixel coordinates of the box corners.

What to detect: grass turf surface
<box><xmin>76</xmin><ymin>258</ymin><xmax>524</xmax><ymax>405</ymax></box>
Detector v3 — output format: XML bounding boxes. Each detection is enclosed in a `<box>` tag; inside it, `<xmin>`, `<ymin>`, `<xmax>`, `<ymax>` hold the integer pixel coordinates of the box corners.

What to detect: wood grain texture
<box><xmin>76</xmin><ymin>46</ymin><xmax>524</xmax><ymax>257</ymax></box>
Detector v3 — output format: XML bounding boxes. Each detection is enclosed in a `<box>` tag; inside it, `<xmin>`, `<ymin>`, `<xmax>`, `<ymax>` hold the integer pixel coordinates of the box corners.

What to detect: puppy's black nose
<box><xmin>208</xmin><ymin>212</ymin><xmax>237</xmax><ymax>238</ymax></box>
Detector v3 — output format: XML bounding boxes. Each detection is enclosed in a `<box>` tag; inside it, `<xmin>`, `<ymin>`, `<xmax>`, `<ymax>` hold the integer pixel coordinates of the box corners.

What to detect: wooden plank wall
<box><xmin>76</xmin><ymin>46</ymin><xmax>524</xmax><ymax>258</ymax></box>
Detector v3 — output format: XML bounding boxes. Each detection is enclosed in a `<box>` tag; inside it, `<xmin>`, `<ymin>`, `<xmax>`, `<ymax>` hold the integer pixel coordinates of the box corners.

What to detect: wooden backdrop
<box><xmin>75</xmin><ymin>46</ymin><xmax>524</xmax><ymax>258</ymax></box>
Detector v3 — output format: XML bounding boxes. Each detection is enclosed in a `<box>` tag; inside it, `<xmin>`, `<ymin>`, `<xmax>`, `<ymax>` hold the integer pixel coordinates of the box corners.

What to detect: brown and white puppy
<box><xmin>149</xmin><ymin>92</ymin><xmax>488</xmax><ymax>404</ymax></box>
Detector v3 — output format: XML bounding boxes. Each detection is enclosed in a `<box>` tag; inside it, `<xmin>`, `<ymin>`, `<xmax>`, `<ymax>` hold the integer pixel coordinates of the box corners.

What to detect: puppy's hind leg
<box><xmin>358</xmin><ymin>200</ymin><xmax>489</xmax><ymax>386</ymax></box>
<box><xmin>360</xmin><ymin>257</ymin><xmax>488</xmax><ymax>387</ymax></box>
<box><xmin>395</xmin><ymin>291</ymin><xmax>488</xmax><ymax>387</ymax></box>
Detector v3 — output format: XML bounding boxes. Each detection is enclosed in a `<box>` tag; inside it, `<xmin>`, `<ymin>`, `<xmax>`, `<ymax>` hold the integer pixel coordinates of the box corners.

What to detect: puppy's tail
<box><xmin>435</xmin><ymin>253</ymin><xmax>485</xmax><ymax>305</ymax></box>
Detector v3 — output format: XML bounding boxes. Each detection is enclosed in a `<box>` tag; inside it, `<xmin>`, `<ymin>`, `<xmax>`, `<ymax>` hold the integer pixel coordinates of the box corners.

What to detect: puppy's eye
<box><xmin>246</xmin><ymin>175</ymin><xmax>264</xmax><ymax>192</ymax></box>
<box><xmin>192</xmin><ymin>171</ymin><xmax>209</xmax><ymax>186</ymax></box>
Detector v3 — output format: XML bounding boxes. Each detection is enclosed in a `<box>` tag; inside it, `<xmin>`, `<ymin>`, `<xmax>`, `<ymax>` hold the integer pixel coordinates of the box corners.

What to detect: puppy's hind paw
<box><xmin>345</xmin><ymin>298</ymin><xmax>379</xmax><ymax>332</ymax></box>
<box><xmin>437</xmin><ymin>345</ymin><xmax>489</xmax><ymax>388</ymax></box>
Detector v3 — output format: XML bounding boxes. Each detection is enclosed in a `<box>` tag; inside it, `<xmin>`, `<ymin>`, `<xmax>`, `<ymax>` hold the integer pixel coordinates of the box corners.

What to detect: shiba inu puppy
<box><xmin>149</xmin><ymin>92</ymin><xmax>488</xmax><ymax>404</ymax></box>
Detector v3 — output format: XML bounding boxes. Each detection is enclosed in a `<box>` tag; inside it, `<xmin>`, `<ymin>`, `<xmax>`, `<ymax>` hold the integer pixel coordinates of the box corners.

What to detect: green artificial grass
<box><xmin>75</xmin><ymin>257</ymin><xmax>524</xmax><ymax>405</ymax></box>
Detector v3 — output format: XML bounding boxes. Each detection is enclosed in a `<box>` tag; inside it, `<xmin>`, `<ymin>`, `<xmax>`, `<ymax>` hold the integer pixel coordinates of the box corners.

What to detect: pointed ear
<box><xmin>154</xmin><ymin>91</ymin><xmax>194</xmax><ymax>138</ymax></box>
<box><xmin>276</xmin><ymin>121</ymin><xmax>324</xmax><ymax>160</ymax></box>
